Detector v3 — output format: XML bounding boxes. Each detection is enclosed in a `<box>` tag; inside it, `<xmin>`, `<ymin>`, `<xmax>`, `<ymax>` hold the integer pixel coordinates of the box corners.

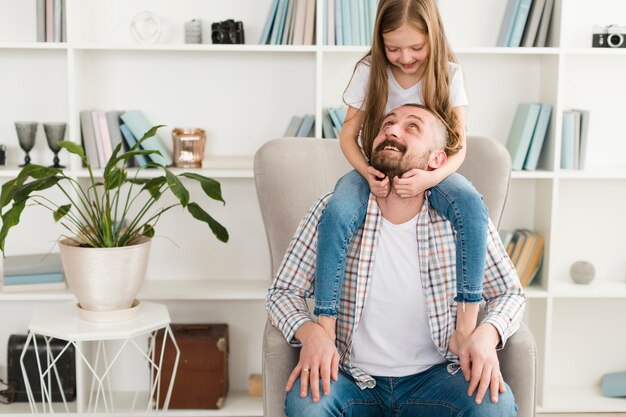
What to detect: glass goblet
<box><xmin>43</xmin><ymin>122</ymin><xmax>67</xmax><ymax>168</ymax></box>
<box><xmin>14</xmin><ymin>122</ymin><xmax>38</xmax><ymax>167</ymax></box>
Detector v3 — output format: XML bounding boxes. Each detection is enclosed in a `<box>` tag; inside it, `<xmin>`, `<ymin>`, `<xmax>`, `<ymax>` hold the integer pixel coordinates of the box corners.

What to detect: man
<box><xmin>266</xmin><ymin>104</ymin><xmax>525</xmax><ymax>417</ymax></box>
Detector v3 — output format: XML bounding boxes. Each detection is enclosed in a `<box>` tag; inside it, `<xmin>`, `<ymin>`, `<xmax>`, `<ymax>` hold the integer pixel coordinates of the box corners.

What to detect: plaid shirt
<box><xmin>266</xmin><ymin>192</ymin><xmax>526</xmax><ymax>389</ymax></box>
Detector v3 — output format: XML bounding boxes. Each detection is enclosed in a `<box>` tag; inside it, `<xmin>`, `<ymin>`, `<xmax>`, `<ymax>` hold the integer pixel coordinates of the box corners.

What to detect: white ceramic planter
<box><xmin>58</xmin><ymin>237</ymin><xmax>151</xmax><ymax>312</ymax></box>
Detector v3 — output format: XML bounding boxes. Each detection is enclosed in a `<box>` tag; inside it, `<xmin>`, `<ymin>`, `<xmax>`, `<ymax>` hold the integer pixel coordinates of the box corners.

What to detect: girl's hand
<box><xmin>366</xmin><ymin>166</ymin><xmax>390</xmax><ymax>198</ymax></box>
<box><xmin>393</xmin><ymin>169</ymin><xmax>436</xmax><ymax>198</ymax></box>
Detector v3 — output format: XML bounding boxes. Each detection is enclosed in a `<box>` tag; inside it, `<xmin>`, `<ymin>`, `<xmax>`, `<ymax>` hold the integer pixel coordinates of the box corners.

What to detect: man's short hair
<box><xmin>389</xmin><ymin>104</ymin><xmax>449</xmax><ymax>152</ymax></box>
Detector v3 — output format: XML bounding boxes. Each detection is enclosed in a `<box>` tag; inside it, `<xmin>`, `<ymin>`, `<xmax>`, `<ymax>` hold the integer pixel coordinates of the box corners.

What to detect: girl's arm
<box><xmin>339</xmin><ymin>105</ymin><xmax>389</xmax><ymax>197</ymax></box>
<box><xmin>393</xmin><ymin>106</ymin><xmax>467</xmax><ymax>196</ymax></box>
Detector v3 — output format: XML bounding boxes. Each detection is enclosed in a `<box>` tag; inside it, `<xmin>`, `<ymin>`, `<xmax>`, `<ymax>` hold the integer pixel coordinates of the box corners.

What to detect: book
<box><xmin>341</xmin><ymin>0</ymin><xmax>351</xmax><ymax>45</ymax></box>
<box><xmin>79</xmin><ymin>110</ymin><xmax>100</xmax><ymax>168</ymax></box>
<box><xmin>105</xmin><ymin>110</ymin><xmax>125</xmax><ymax>160</ymax></box>
<box><xmin>560</xmin><ymin>110</ymin><xmax>576</xmax><ymax>170</ymax></box>
<box><xmin>1</xmin><ymin>279</ymin><xmax>66</xmax><ymax>293</ymax></box>
<box><xmin>36</xmin><ymin>0</ymin><xmax>46</xmax><ymax>42</ymax></box>
<box><xmin>497</xmin><ymin>0</ymin><xmax>521</xmax><ymax>47</ymax></box>
<box><xmin>508</xmin><ymin>0</ymin><xmax>533</xmax><ymax>47</ymax></box>
<box><xmin>3</xmin><ymin>253</ymin><xmax>62</xmax><ymax>276</ymax></box>
<box><xmin>90</xmin><ymin>110</ymin><xmax>107</xmax><ymax>167</ymax></box>
<box><xmin>45</xmin><ymin>0</ymin><xmax>53</xmax><ymax>42</ymax></box>
<box><xmin>119</xmin><ymin>124</ymin><xmax>150</xmax><ymax>167</ymax></box>
<box><xmin>520</xmin><ymin>0</ymin><xmax>546</xmax><ymax>47</ymax></box>
<box><xmin>303</xmin><ymin>0</ymin><xmax>316</xmax><ymax>45</ymax></box>
<box><xmin>322</xmin><ymin>109</ymin><xmax>336</xmax><ymax>138</ymax></box>
<box><xmin>281</xmin><ymin>0</ymin><xmax>296</xmax><ymax>44</ymax></box>
<box><xmin>259</xmin><ymin>0</ymin><xmax>280</xmax><ymax>44</ymax></box>
<box><xmin>3</xmin><ymin>272</ymin><xmax>64</xmax><ymax>286</ymax></box>
<box><xmin>518</xmin><ymin>232</ymin><xmax>544</xmax><ymax>287</ymax></box>
<box><xmin>271</xmin><ymin>0</ymin><xmax>289</xmax><ymax>45</ymax></box>
<box><xmin>499</xmin><ymin>230</ymin><xmax>515</xmax><ymax>250</ymax></box>
<box><xmin>96</xmin><ymin>110</ymin><xmax>113</xmax><ymax>162</ymax></box>
<box><xmin>506</xmin><ymin>103</ymin><xmax>541</xmax><ymax>170</ymax></box>
<box><xmin>572</xmin><ymin>110</ymin><xmax>581</xmax><ymax>169</ymax></box>
<box><xmin>327</xmin><ymin>0</ymin><xmax>335</xmax><ymax>46</ymax></box>
<box><xmin>351</xmin><ymin>0</ymin><xmax>360</xmax><ymax>45</ymax></box>
<box><xmin>292</xmin><ymin>0</ymin><xmax>307</xmax><ymax>45</ymax></box>
<box><xmin>296</xmin><ymin>114</ymin><xmax>314</xmax><ymax>137</ymax></box>
<box><xmin>534</xmin><ymin>0</ymin><xmax>555</xmax><ymax>47</ymax></box>
<box><xmin>284</xmin><ymin>115</ymin><xmax>303</xmax><ymax>136</ymax></box>
<box><xmin>120</xmin><ymin>110</ymin><xmax>173</xmax><ymax>166</ymax></box>
<box><xmin>334</xmin><ymin>0</ymin><xmax>343</xmax><ymax>45</ymax></box>
<box><xmin>573</xmin><ymin>109</ymin><xmax>590</xmax><ymax>170</ymax></box>
<box><xmin>53</xmin><ymin>0</ymin><xmax>62</xmax><ymax>42</ymax></box>
<box><xmin>523</xmin><ymin>103</ymin><xmax>552</xmax><ymax>171</ymax></box>
<box><xmin>510</xmin><ymin>230</ymin><xmax>528</xmax><ymax>266</ymax></box>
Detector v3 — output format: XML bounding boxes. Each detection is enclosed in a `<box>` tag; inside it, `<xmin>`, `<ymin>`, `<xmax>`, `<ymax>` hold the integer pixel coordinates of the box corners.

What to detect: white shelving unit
<box><xmin>0</xmin><ymin>0</ymin><xmax>625</xmax><ymax>414</ymax></box>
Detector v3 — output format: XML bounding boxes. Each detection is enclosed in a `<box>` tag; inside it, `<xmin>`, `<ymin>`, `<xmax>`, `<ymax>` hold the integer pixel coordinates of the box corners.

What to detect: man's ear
<box><xmin>428</xmin><ymin>150</ymin><xmax>447</xmax><ymax>169</ymax></box>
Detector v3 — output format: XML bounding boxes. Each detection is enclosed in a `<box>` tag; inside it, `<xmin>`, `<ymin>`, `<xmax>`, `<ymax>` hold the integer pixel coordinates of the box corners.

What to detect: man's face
<box><xmin>370</xmin><ymin>105</ymin><xmax>442</xmax><ymax>180</ymax></box>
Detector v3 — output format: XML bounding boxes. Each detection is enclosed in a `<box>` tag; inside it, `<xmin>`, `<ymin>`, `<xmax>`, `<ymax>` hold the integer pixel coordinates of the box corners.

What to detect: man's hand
<box><xmin>393</xmin><ymin>168</ymin><xmax>435</xmax><ymax>198</ymax></box>
<box><xmin>366</xmin><ymin>166</ymin><xmax>390</xmax><ymax>198</ymax></box>
<box><xmin>285</xmin><ymin>322</ymin><xmax>340</xmax><ymax>403</ymax></box>
<box><xmin>455</xmin><ymin>324</ymin><xmax>506</xmax><ymax>405</ymax></box>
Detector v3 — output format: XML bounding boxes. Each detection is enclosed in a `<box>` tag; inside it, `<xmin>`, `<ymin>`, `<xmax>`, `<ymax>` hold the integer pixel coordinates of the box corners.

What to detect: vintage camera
<box><xmin>211</xmin><ymin>19</ymin><xmax>244</xmax><ymax>44</ymax></box>
<box><xmin>592</xmin><ymin>24</ymin><xmax>626</xmax><ymax>48</ymax></box>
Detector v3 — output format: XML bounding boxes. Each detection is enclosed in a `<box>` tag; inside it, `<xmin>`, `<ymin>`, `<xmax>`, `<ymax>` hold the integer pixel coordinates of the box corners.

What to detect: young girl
<box><xmin>315</xmin><ymin>0</ymin><xmax>488</xmax><ymax>353</ymax></box>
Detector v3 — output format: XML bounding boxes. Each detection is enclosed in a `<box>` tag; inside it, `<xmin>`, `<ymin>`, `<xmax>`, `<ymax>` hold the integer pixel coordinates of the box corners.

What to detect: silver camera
<box><xmin>592</xmin><ymin>24</ymin><xmax>626</xmax><ymax>48</ymax></box>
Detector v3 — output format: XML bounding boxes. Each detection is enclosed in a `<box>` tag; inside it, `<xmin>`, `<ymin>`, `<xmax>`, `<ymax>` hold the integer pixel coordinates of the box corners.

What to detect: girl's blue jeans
<box><xmin>285</xmin><ymin>363</ymin><xmax>517</xmax><ymax>417</ymax></box>
<box><xmin>314</xmin><ymin>170</ymin><xmax>488</xmax><ymax>317</ymax></box>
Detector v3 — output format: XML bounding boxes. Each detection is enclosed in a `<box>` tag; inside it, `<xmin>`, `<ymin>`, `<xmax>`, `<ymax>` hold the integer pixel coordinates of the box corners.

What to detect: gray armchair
<box><xmin>254</xmin><ymin>137</ymin><xmax>537</xmax><ymax>417</ymax></box>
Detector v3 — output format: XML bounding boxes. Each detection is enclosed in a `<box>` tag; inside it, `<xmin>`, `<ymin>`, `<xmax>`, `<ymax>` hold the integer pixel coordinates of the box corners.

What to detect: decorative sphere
<box><xmin>570</xmin><ymin>261</ymin><xmax>595</xmax><ymax>285</ymax></box>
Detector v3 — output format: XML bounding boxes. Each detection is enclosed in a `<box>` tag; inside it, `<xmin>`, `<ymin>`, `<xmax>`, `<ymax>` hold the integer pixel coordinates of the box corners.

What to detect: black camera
<box><xmin>592</xmin><ymin>24</ymin><xmax>626</xmax><ymax>48</ymax></box>
<box><xmin>211</xmin><ymin>19</ymin><xmax>244</xmax><ymax>44</ymax></box>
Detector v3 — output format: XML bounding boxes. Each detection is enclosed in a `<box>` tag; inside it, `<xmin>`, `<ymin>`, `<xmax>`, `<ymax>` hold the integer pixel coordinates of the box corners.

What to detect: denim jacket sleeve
<box><xmin>265</xmin><ymin>193</ymin><xmax>332</xmax><ymax>346</ymax></box>
<box><xmin>480</xmin><ymin>220</ymin><xmax>526</xmax><ymax>349</ymax></box>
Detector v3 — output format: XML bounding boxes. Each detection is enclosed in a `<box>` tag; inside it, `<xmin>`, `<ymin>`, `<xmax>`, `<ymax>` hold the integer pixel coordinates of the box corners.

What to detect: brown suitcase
<box><xmin>154</xmin><ymin>324</ymin><xmax>228</xmax><ymax>409</ymax></box>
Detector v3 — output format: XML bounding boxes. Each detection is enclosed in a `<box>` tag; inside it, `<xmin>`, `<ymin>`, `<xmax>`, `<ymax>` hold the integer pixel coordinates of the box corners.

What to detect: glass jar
<box><xmin>171</xmin><ymin>128</ymin><xmax>206</xmax><ymax>168</ymax></box>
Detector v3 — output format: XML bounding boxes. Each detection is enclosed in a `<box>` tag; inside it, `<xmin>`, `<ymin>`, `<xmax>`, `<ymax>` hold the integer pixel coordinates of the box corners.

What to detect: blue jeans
<box><xmin>314</xmin><ymin>170</ymin><xmax>488</xmax><ymax>317</ymax></box>
<box><xmin>285</xmin><ymin>363</ymin><xmax>517</xmax><ymax>417</ymax></box>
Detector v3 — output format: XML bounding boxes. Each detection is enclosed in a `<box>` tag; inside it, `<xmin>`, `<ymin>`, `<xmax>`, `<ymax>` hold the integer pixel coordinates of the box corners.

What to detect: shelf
<box><xmin>0</xmin><ymin>42</ymin><xmax>67</xmax><ymax>50</ymax></box>
<box><xmin>455</xmin><ymin>47</ymin><xmax>560</xmax><ymax>55</ymax></box>
<box><xmin>0</xmin><ymin>279</ymin><xmax>268</xmax><ymax>301</ymax></box>
<box><xmin>73</xmin><ymin>44</ymin><xmax>316</xmax><ymax>53</ymax></box>
<box><xmin>558</xmin><ymin>169</ymin><xmax>626</xmax><ymax>180</ymax></box>
<box><xmin>551</xmin><ymin>280</ymin><xmax>626</xmax><ymax>299</ymax></box>
<box><xmin>539</xmin><ymin>385</ymin><xmax>626</xmax><ymax>413</ymax></box>
<box><xmin>522</xmin><ymin>285</ymin><xmax>548</xmax><ymax>299</ymax></box>
<box><xmin>562</xmin><ymin>47</ymin><xmax>626</xmax><ymax>56</ymax></box>
<box><xmin>510</xmin><ymin>170</ymin><xmax>554</xmax><ymax>179</ymax></box>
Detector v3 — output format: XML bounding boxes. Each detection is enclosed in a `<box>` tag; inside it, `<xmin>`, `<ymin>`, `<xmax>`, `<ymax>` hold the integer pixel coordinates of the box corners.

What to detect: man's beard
<box><xmin>370</xmin><ymin>139</ymin><xmax>429</xmax><ymax>180</ymax></box>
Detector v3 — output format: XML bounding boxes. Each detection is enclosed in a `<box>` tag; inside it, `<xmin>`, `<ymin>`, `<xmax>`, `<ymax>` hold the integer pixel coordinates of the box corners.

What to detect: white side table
<box><xmin>20</xmin><ymin>301</ymin><xmax>179</xmax><ymax>415</ymax></box>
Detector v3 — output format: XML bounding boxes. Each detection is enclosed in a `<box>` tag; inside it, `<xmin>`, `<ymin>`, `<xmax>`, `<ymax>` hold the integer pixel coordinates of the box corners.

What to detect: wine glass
<box><xmin>43</xmin><ymin>122</ymin><xmax>67</xmax><ymax>168</ymax></box>
<box><xmin>14</xmin><ymin>122</ymin><xmax>38</xmax><ymax>167</ymax></box>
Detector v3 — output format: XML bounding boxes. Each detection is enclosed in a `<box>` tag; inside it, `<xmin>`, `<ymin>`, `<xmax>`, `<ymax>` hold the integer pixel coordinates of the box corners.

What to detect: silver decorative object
<box><xmin>43</xmin><ymin>122</ymin><xmax>66</xmax><ymax>168</ymax></box>
<box><xmin>185</xmin><ymin>19</ymin><xmax>202</xmax><ymax>44</ymax></box>
<box><xmin>15</xmin><ymin>121</ymin><xmax>38</xmax><ymax>166</ymax></box>
<box><xmin>570</xmin><ymin>261</ymin><xmax>595</xmax><ymax>284</ymax></box>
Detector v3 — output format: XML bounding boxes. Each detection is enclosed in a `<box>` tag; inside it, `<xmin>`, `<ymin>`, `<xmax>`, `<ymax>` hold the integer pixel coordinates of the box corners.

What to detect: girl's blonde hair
<box><xmin>348</xmin><ymin>0</ymin><xmax>462</xmax><ymax>160</ymax></box>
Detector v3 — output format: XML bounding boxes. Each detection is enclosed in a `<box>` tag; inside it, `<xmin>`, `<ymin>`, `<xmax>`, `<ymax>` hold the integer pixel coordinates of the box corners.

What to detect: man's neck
<box><xmin>376</xmin><ymin>190</ymin><xmax>425</xmax><ymax>224</ymax></box>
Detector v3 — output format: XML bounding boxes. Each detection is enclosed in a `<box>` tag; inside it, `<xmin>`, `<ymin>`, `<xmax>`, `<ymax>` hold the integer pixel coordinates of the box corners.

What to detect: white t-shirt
<box><xmin>350</xmin><ymin>214</ymin><xmax>446</xmax><ymax>377</ymax></box>
<box><xmin>343</xmin><ymin>61</ymin><xmax>469</xmax><ymax>113</ymax></box>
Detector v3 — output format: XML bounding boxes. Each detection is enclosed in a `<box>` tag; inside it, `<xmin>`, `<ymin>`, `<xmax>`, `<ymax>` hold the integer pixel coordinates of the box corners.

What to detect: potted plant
<box><xmin>0</xmin><ymin>125</ymin><xmax>228</xmax><ymax>318</ymax></box>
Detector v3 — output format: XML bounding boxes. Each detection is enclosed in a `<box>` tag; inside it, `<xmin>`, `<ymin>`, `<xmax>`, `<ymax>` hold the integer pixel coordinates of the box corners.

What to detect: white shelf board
<box><xmin>551</xmin><ymin>280</ymin><xmax>626</xmax><ymax>299</ymax></box>
<box><xmin>562</xmin><ymin>47</ymin><xmax>626</xmax><ymax>56</ymax></box>
<box><xmin>0</xmin><ymin>42</ymin><xmax>67</xmax><ymax>50</ymax></box>
<box><xmin>539</xmin><ymin>385</ymin><xmax>626</xmax><ymax>413</ymax></box>
<box><xmin>72</xmin><ymin>43</ymin><xmax>316</xmax><ymax>53</ymax></box>
<box><xmin>510</xmin><ymin>170</ymin><xmax>554</xmax><ymax>179</ymax></box>
<box><xmin>0</xmin><ymin>279</ymin><xmax>268</xmax><ymax>301</ymax></box>
<box><xmin>455</xmin><ymin>47</ymin><xmax>560</xmax><ymax>55</ymax></box>
<box><xmin>522</xmin><ymin>285</ymin><xmax>548</xmax><ymax>299</ymax></box>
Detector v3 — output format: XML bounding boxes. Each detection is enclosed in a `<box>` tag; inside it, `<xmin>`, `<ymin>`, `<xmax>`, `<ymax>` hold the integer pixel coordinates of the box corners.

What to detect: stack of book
<box><xmin>80</xmin><ymin>110</ymin><xmax>173</xmax><ymax>168</ymax></box>
<box><xmin>500</xmin><ymin>229</ymin><xmax>544</xmax><ymax>287</ymax></box>
<box><xmin>322</xmin><ymin>107</ymin><xmax>347</xmax><ymax>138</ymax></box>
<box><xmin>505</xmin><ymin>102</ymin><xmax>553</xmax><ymax>171</ymax></box>
<box><xmin>561</xmin><ymin>109</ymin><xmax>590</xmax><ymax>170</ymax></box>
<box><xmin>259</xmin><ymin>0</ymin><xmax>317</xmax><ymax>45</ymax></box>
<box><xmin>1</xmin><ymin>253</ymin><xmax>65</xmax><ymax>292</ymax></box>
<box><xmin>284</xmin><ymin>114</ymin><xmax>315</xmax><ymax>137</ymax></box>
<box><xmin>35</xmin><ymin>0</ymin><xmax>66</xmax><ymax>42</ymax></box>
<box><xmin>324</xmin><ymin>0</ymin><xmax>378</xmax><ymax>46</ymax></box>
<box><xmin>497</xmin><ymin>0</ymin><xmax>554</xmax><ymax>47</ymax></box>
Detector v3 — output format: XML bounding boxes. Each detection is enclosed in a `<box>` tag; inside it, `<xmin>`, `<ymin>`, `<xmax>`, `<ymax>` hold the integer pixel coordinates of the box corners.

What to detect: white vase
<box><xmin>58</xmin><ymin>237</ymin><xmax>152</xmax><ymax>312</ymax></box>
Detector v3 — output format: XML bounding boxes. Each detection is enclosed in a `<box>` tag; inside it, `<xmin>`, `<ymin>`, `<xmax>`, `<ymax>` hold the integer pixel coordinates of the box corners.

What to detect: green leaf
<box><xmin>59</xmin><ymin>140</ymin><xmax>86</xmax><ymax>160</ymax></box>
<box><xmin>142</xmin><ymin>177</ymin><xmax>166</xmax><ymax>200</ymax></box>
<box><xmin>103</xmin><ymin>142</ymin><xmax>124</xmax><ymax>177</ymax></box>
<box><xmin>104</xmin><ymin>167</ymin><xmax>127</xmax><ymax>190</ymax></box>
<box><xmin>53</xmin><ymin>204</ymin><xmax>71</xmax><ymax>222</ymax></box>
<box><xmin>180</xmin><ymin>173</ymin><xmax>225</xmax><ymax>204</ymax></box>
<box><xmin>142</xmin><ymin>224</ymin><xmax>155</xmax><ymax>238</ymax></box>
<box><xmin>0</xmin><ymin>179</ymin><xmax>18</xmax><ymax>210</ymax></box>
<box><xmin>17</xmin><ymin>164</ymin><xmax>61</xmax><ymax>181</ymax></box>
<box><xmin>108</xmin><ymin>149</ymin><xmax>161</xmax><ymax>170</ymax></box>
<box><xmin>187</xmin><ymin>202</ymin><xmax>228</xmax><ymax>243</ymax></box>
<box><xmin>134</xmin><ymin>125</ymin><xmax>166</xmax><ymax>150</ymax></box>
<box><xmin>13</xmin><ymin>177</ymin><xmax>60</xmax><ymax>203</ymax></box>
<box><xmin>0</xmin><ymin>200</ymin><xmax>26</xmax><ymax>253</ymax></box>
<box><xmin>165</xmin><ymin>169</ymin><xmax>189</xmax><ymax>207</ymax></box>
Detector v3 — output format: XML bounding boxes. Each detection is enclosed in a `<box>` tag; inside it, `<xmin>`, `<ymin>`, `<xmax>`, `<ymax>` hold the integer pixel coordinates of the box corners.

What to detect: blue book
<box><xmin>3</xmin><ymin>272</ymin><xmax>64</xmax><ymax>286</ymax></box>
<box><xmin>120</xmin><ymin>124</ymin><xmax>150</xmax><ymax>167</ymax></box>
<box><xmin>497</xmin><ymin>0</ymin><xmax>521</xmax><ymax>46</ymax></box>
<box><xmin>260</xmin><ymin>0</ymin><xmax>280</xmax><ymax>44</ymax></box>
<box><xmin>506</xmin><ymin>103</ymin><xmax>541</xmax><ymax>170</ymax></box>
<box><xmin>560</xmin><ymin>111</ymin><xmax>576</xmax><ymax>170</ymax></box>
<box><xmin>352</xmin><ymin>0</ymin><xmax>361</xmax><ymax>45</ymax></box>
<box><xmin>322</xmin><ymin>109</ymin><xmax>336</xmax><ymax>139</ymax></box>
<box><xmin>323</xmin><ymin>0</ymin><xmax>328</xmax><ymax>45</ymax></box>
<box><xmin>508</xmin><ymin>0</ymin><xmax>533</xmax><ymax>47</ymax></box>
<box><xmin>284</xmin><ymin>115</ymin><xmax>303</xmax><ymax>136</ymax></box>
<box><xmin>341</xmin><ymin>0</ymin><xmax>351</xmax><ymax>45</ymax></box>
<box><xmin>368</xmin><ymin>0</ymin><xmax>377</xmax><ymax>43</ymax></box>
<box><xmin>523</xmin><ymin>103</ymin><xmax>553</xmax><ymax>171</ymax></box>
<box><xmin>602</xmin><ymin>371</ymin><xmax>626</xmax><ymax>397</ymax></box>
<box><xmin>573</xmin><ymin>109</ymin><xmax>590</xmax><ymax>170</ymax></box>
<box><xmin>335</xmin><ymin>0</ymin><xmax>343</xmax><ymax>46</ymax></box>
<box><xmin>296</xmin><ymin>114</ymin><xmax>314</xmax><ymax>137</ymax></box>
<box><xmin>120</xmin><ymin>111</ymin><xmax>172</xmax><ymax>166</ymax></box>
<box><xmin>281</xmin><ymin>0</ymin><xmax>296</xmax><ymax>44</ymax></box>
<box><xmin>270</xmin><ymin>0</ymin><xmax>289</xmax><ymax>45</ymax></box>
